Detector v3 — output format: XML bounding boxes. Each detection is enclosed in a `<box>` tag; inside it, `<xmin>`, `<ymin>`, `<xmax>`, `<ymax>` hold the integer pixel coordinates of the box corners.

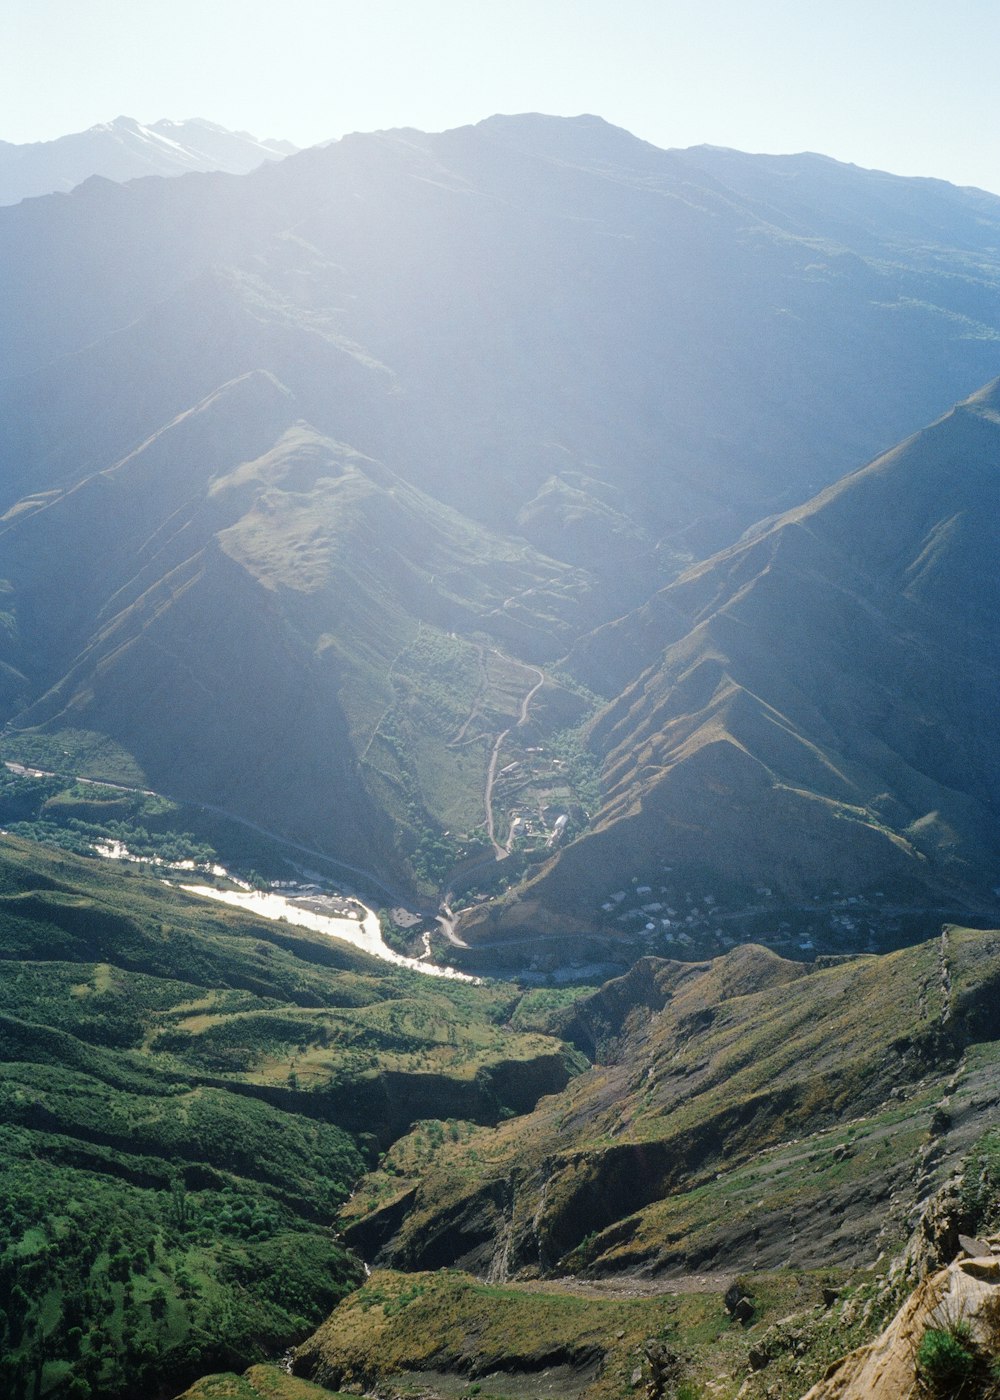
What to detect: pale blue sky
<box><xmin>4</xmin><ymin>0</ymin><xmax>1000</xmax><ymax>192</ymax></box>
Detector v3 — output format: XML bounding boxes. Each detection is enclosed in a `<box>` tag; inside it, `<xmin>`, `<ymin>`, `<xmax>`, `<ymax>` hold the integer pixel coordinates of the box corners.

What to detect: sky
<box><xmin>4</xmin><ymin>0</ymin><xmax>1000</xmax><ymax>193</ymax></box>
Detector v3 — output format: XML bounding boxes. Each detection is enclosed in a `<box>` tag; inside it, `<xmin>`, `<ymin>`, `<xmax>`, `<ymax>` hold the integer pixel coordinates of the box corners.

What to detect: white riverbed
<box><xmin>178</xmin><ymin>883</ymin><xmax>477</xmax><ymax>982</ymax></box>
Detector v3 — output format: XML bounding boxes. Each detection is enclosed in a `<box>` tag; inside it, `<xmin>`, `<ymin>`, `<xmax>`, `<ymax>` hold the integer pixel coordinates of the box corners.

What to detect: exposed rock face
<box><xmin>800</xmin><ymin>1248</ymin><xmax>1000</xmax><ymax>1400</ymax></box>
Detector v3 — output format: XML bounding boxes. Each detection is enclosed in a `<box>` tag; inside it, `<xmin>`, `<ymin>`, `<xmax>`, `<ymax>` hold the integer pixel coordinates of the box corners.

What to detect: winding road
<box><xmin>4</xmin><ymin>650</ymin><xmax>552</xmax><ymax>955</ymax></box>
<box><xmin>484</xmin><ymin>660</ymin><xmax>545</xmax><ymax>857</ymax></box>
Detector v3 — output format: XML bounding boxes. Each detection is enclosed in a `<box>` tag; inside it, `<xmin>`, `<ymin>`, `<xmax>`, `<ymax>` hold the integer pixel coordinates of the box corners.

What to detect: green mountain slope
<box><xmin>5</xmin><ymin>118</ymin><xmax>1000</xmax><ymax>894</ymax></box>
<box><xmin>0</xmin><ymin>371</ymin><xmax>594</xmax><ymax>888</ymax></box>
<box><xmin>167</xmin><ymin>927</ymin><xmax>1000</xmax><ymax>1400</ymax></box>
<box><xmin>0</xmin><ymin>836</ymin><xmax>574</xmax><ymax>1399</ymax></box>
<box><xmin>339</xmin><ymin>929</ymin><xmax>1000</xmax><ymax>1283</ymax></box>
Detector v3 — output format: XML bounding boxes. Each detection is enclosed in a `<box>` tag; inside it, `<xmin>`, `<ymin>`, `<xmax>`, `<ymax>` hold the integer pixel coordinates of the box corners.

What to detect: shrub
<box><xmin>916</xmin><ymin>1322</ymin><xmax>977</xmax><ymax>1391</ymax></box>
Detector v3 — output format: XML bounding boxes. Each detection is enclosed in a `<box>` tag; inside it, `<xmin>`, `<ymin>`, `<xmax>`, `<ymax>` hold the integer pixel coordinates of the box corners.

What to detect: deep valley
<box><xmin>2</xmin><ymin>111</ymin><xmax>1000</xmax><ymax>1400</ymax></box>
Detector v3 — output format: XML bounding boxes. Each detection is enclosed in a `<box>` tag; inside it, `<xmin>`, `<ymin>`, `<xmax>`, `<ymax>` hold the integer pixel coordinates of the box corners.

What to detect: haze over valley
<box><xmin>2</xmin><ymin>99</ymin><xmax>1000</xmax><ymax>1400</ymax></box>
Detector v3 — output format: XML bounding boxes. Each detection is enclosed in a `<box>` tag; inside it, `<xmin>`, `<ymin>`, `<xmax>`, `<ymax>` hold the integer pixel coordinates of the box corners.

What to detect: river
<box><xmin>177</xmin><ymin>882</ymin><xmax>477</xmax><ymax>982</ymax></box>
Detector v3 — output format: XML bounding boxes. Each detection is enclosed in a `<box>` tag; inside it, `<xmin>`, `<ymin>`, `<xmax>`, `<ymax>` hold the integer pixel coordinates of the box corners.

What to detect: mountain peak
<box><xmin>0</xmin><ymin>116</ymin><xmax>296</xmax><ymax>205</ymax></box>
<box><xmin>470</xmin><ymin>110</ymin><xmax>664</xmax><ymax>168</ymax></box>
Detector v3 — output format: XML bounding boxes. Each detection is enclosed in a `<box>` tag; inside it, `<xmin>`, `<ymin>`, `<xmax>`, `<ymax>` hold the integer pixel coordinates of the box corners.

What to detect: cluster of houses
<box><xmin>595</xmin><ymin>874</ymin><xmax>893</xmax><ymax>955</ymax></box>
<box><xmin>598</xmin><ymin>879</ymin><xmax>732</xmax><ymax>947</ymax></box>
<box><xmin>494</xmin><ymin>746</ymin><xmax>577</xmax><ymax>853</ymax></box>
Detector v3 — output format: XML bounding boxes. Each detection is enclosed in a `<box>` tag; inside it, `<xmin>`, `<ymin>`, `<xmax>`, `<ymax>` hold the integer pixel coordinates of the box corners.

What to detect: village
<box><xmin>491</xmin><ymin>744</ymin><xmax>580</xmax><ymax>854</ymax></box>
<box><xmin>590</xmin><ymin>869</ymin><xmax>920</xmax><ymax>961</ymax></box>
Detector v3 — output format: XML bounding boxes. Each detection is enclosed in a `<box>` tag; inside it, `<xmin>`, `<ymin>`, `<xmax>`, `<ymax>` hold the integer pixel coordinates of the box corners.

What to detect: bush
<box><xmin>916</xmin><ymin>1322</ymin><xmax>977</xmax><ymax>1391</ymax></box>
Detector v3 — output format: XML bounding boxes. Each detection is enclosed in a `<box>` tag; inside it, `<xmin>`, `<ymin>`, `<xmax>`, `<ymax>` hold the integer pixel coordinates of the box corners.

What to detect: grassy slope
<box><xmin>340</xmin><ymin>932</ymin><xmax>1000</xmax><ymax>1282</ymax></box>
<box><xmin>287</xmin><ymin>1265</ymin><xmax>902</xmax><ymax>1400</ymax></box>
<box><xmin>221</xmin><ymin>930</ymin><xmax>1000</xmax><ymax>1400</ymax></box>
<box><xmin>181</xmin><ymin>1365</ymin><xmax>353</xmax><ymax>1400</ymax></box>
<box><xmin>0</xmin><ymin>837</ymin><xmax>574</xmax><ymax>1400</ymax></box>
<box><xmin>7</xmin><ymin>123</ymin><xmax>1000</xmax><ymax>908</ymax></box>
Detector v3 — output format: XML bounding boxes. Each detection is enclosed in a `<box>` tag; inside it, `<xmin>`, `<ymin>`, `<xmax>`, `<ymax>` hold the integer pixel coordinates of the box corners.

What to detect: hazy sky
<box><xmin>5</xmin><ymin>0</ymin><xmax>1000</xmax><ymax>192</ymax></box>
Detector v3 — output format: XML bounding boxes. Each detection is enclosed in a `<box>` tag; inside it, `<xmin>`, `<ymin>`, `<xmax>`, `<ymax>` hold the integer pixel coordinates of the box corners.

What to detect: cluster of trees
<box><xmin>0</xmin><ymin>1147</ymin><xmax>362</xmax><ymax>1398</ymax></box>
<box><xmin>0</xmin><ymin>835</ymin><xmax>560</xmax><ymax>1397</ymax></box>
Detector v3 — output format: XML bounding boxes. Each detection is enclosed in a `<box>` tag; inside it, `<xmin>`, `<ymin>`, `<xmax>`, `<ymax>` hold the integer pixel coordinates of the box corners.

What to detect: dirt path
<box><xmin>449</xmin><ymin>644</ymin><xmax>488</xmax><ymax>748</ymax></box>
<box><xmin>484</xmin><ymin>725</ymin><xmax>514</xmax><ymax>856</ymax></box>
<box><xmin>514</xmin><ymin>663</ymin><xmax>545</xmax><ymax>726</ymax></box>
<box><xmin>505</xmin><ymin>1272</ymin><xmax>736</xmax><ymax>1299</ymax></box>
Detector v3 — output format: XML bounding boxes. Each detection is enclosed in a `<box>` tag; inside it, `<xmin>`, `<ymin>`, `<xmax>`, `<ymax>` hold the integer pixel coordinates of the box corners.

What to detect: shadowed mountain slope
<box><xmin>0</xmin><ymin>370</ymin><xmax>594</xmax><ymax>883</ymax></box>
<box><xmin>468</xmin><ymin>380</ymin><xmax>1000</xmax><ymax>937</ymax></box>
<box><xmin>5</xmin><ymin>115</ymin><xmax>1000</xmax><ymax>560</ymax></box>
<box><xmin>4</xmin><ymin>115</ymin><xmax>1000</xmax><ymax>894</ymax></box>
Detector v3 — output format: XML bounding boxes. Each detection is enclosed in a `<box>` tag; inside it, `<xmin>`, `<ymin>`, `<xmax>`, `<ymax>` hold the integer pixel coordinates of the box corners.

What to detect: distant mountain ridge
<box><xmin>0</xmin><ymin>115</ymin><xmax>296</xmax><ymax>205</ymax></box>
<box><xmin>6</xmin><ymin>115</ymin><xmax>1000</xmax><ymax>545</ymax></box>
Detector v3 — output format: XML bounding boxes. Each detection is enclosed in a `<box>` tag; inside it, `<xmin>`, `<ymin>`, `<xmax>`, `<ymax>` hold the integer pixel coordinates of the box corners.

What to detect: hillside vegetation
<box><xmin>0</xmin><ymin>837</ymin><xmax>573</xmax><ymax>1399</ymax></box>
<box><xmin>0</xmin><ymin>399</ymin><xmax>596</xmax><ymax>892</ymax></box>
<box><xmin>6</xmin><ymin>835</ymin><xmax>1000</xmax><ymax>1400</ymax></box>
<box><xmin>5</xmin><ymin>116</ymin><xmax>1000</xmax><ymax>1399</ymax></box>
<box><xmin>341</xmin><ymin>931</ymin><xmax>1000</xmax><ymax>1281</ymax></box>
<box><xmin>166</xmin><ymin>926</ymin><xmax>1000</xmax><ymax>1400</ymax></box>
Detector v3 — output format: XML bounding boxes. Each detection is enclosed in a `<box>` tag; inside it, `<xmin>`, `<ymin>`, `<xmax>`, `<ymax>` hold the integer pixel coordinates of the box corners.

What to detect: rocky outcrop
<box><xmin>800</xmin><ymin>1245</ymin><xmax>1000</xmax><ymax>1399</ymax></box>
<box><xmin>554</xmin><ymin>956</ymin><xmax>710</xmax><ymax>1060</ymax></box>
